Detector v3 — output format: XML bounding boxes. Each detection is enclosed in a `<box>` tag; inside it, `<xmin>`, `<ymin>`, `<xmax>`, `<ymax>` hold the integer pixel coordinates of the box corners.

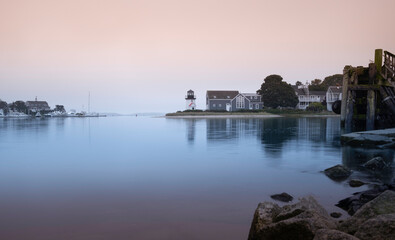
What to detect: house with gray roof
<box><xmin>26</xmin><ymin>99</ymin><xmax>50</xmax><ymax>113</ymax></box>
<box><xmin>292</xmin><ymin>85</ymin><xmax>326</xmax><ymax>110</ymax></box>
<box><xmin>206</xmin><ymin>90</ymin><xmax>263</xmax><ymax>111</ymax></box>
<box><xmin>326</xmin><ymin>86</ymin><xmax>342</xmax><ymax>111</ymax></box>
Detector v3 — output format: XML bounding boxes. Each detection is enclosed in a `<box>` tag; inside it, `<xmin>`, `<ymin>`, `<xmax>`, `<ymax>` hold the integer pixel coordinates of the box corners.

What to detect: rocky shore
<box><xmin>248</xmin><ymin>190</ymin><xmax>395</xmax><ymax>240</ymax></box>
<box><xmin>248</xmin><ymin>155</ymin><xmax>395</xmax><ymax>240</ymax></box>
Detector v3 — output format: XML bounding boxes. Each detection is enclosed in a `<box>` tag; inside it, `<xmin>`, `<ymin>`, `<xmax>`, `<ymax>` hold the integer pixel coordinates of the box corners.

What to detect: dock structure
<box><xmin>340</xmin><ymin>49</ymin><xmax>395</xmax><ymax>133</ymax></box>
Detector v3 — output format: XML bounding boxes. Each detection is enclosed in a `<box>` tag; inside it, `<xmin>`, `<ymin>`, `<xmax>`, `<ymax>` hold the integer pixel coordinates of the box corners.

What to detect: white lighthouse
<box><xmin>185</xmin><ymin>90</ymin><xmax>196</xmax><ymax>110</ymax></box>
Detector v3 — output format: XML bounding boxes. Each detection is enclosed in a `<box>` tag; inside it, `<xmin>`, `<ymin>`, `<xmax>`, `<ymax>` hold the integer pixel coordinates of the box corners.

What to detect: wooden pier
<box><xmin>340</xmin><ymin>49</ymin><xmax>395</xmax><ymax>133</ymax></box>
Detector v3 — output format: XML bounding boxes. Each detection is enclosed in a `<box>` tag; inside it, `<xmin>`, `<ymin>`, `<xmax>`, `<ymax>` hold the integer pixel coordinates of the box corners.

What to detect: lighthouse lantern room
<box><xmin>185</xmin><ymin>90</ymin><xmax>196</xmax><ymax>110</ymax></box>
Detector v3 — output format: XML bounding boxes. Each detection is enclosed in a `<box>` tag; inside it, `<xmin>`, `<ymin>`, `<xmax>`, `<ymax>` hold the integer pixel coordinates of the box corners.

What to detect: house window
<box><xmin>256</xmin><ymin>104</ymin><xmax>259</xmax><ymax>109</ymax></box>
<box><xmin>236</xmin><ymin>95</ymin><xmax>245</xmax><ymax>108</ymax></box>
<box><xmin>213</xmin><ymin>104</ymin><xmax>216</xmax><ymax>107</ymax></box>
<box><xmin>219</xmin><ymin>104</ymin><xmax>222</xmax><ymax>107</ymax></box>
<box><xmin>249</xmin><ymin>104</ymin><xmax>253</xmax><ymax>109</ymax></box>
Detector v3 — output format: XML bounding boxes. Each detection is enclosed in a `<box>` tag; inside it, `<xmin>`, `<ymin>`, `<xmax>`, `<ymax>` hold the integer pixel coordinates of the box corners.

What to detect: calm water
<box><xmin>0</xmin><ymin>116</ymin><xmax>394</xmax><ymax>240</ymax></box>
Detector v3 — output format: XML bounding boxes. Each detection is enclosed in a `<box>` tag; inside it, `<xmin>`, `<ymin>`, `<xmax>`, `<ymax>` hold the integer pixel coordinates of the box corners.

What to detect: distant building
<box><xmin>326</xmin><ymin>86</ymin><xmax>342</xmax><ymax>111</ymax></box>
<box><xmin>185</xmin><ymin>90</ymin><xmax>196</xmax><ymax>110</ymax></box>
<box><xmin>293</xmin><ymin>85</ymin><xmax>326</xmax><ymax>110</ymax></box>
<box><xmin>26</xmin><ymin>98</ymin><xmax>50</xmax><ymax>112</ymax></box>
<box><xmin>206</xmin><ymin>90</ymin><xmax>263</xmax><ymax>111</ymax></box>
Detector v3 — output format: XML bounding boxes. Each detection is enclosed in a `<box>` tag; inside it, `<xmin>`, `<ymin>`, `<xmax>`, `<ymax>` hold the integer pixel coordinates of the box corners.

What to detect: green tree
<box><xmin>9</xmin><ymin>101</ymin><xmax>27</xmax><ymax>113</ymax></box>
<box><xmin>257</xmin><ymin>75</ymin><xmax>298</xmax><ymax>108</ymax></box>
<box><xmin>295</xmin><ymin>81</ymin><xmax>303</xmax><ymax>86</ymax></box>
<box><xmin>0</xmin><ymin>99</ymin><xmax>9</xmax><ymax>115</ymax></box>
<box><xmin>54</xmin><ymin>105</ymin><xmax>66</xmax><ymax>113</ymax></box>
<box><xmin>306</xmin><ymin>102</ymin><xmax>325</xmax><ymax>112</ymax></box>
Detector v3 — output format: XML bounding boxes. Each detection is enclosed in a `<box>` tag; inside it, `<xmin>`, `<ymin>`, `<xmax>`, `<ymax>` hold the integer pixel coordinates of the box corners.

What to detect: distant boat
<box><xmin>35</xmin><ymin>112</ymin><xmax>42</xmax><ymax>118</ymax></box>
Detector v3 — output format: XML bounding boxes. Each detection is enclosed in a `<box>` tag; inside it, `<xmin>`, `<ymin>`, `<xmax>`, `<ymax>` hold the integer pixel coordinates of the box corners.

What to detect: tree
<box><xmin>9</xmin><ymin>101</ymin><xmax>27</xmax><ymax>113</ymax></box>
<box><xmin>257</xmin><ymin>75</ymin><xmax>298</xmax><ymax>108</ymax></box>
<box><xmin>54</xmin><ymin>105</ymin><xmax>66</xmax><ymax>113</ymax></box>
<box><xmin>295</xmin><ymin>81</ymin><xmax>303</xmax><ymax>86</ymax></box>
<box><xmin>0</xmin><ymin>99</ymin><xmax>9</xmax><ymax>115</ymax></box>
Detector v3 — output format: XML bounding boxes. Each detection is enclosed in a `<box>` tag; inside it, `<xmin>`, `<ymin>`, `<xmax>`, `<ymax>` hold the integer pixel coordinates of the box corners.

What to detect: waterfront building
<box><xmin>26</xmin><ymin>97</ymin><xmax>50</xmax><ymax>113</ymax></box>
<box><xmin>293</xmin><ymin>85</ymin><xmax>326</xmax><ymax>110</ymax></box>
<box><xmin>326</xmin><ymin>86</ymin><xmax>342</xmax><ymax>111</ymax></box>
<box><xmin>206</xmin><ymin>90</ymin><xmax>263</xmax><ymax>111</ymax></box>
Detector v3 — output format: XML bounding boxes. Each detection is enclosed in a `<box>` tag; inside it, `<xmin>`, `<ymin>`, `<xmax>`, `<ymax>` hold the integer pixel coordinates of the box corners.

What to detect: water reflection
<box><xmin>203</xmin><ymin>117</ymin><xmax>341</xmax><ymax>147</ymax></box>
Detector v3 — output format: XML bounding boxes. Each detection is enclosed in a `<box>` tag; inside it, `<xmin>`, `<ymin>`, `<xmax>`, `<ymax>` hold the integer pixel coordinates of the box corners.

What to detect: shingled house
<box><xmin>206</xmin><ymin>90</ymin><xmax>263</xmax><ymax>111</ymax></box>
<box><xmin>26</xmin><ymin>99</ymin><xmax>50</xmax><ymax>113</ymax></box>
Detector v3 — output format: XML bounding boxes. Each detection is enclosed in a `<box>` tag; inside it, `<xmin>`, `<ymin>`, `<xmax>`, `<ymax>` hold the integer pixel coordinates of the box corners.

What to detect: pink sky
<box><xmin>1</xmin><ymin>0</ymin><xmax>394</xmax><ymax>113</ymax></box>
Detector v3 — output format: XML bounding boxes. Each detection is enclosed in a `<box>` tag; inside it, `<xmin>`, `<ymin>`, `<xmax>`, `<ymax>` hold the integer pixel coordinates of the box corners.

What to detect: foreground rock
<box><xmin>339</xmin><ymin>190</ymin><xmax>395</xmax><ymax>235</ymax></box>
<box><xmin>270</xmin><ymin>192</ymin><xmax>293</xmax><ymax>202</ymax></box>
<box><xmin>362</xmin><ymin>156</ymin><xmax>390</xmax><ymax>171</ymax></box>
<box><xmin>341</xmin><ymin>128</ymin><xmax>395</xmax><ymax>148</ymax></box>
<box><xmin>349</xmin><ymin>179</ymin><xmax>365</xmax><ymax>188</ymax></box>
<box><xmin>248</xmin><ymin>196</ymin><xmax>336</xmax><ymax>240</ymax></box>
<box><xmin>323</xmin><ymin>165</ymin><xmax>351</xmax><ymax>181</ymax></box>
<box><xmin>313</xmin><ymin>229</ymin><xmax>359</xmax><ymax>240</ymax></box>
<box><xmin>336</xmin><ymin>185</ymin><xmax>395</xmax><ymax>215</ymax></box>
<box><xmin>354</xmin><ymin>213</ymin><xmax>395</xmax><ymax>240</ymax></box>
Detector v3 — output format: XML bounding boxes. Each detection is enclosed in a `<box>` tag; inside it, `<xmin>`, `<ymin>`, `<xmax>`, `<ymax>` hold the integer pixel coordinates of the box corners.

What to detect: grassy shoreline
<box><xmin>165</xmin><ymin>110</ymin><xmax>339</xmax><ymax>118</ymax></box>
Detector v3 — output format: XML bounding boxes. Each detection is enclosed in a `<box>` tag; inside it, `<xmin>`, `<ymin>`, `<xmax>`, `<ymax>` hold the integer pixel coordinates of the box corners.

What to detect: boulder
<box><xmin>270</xmin><ymin>192</ymin><xmax>294</xmax><ymax>202</ymax></box>
<box><xmin>339</xmin><ymin>190</ymin><xmax>395</xmax><ymax>235</ymax></box>
<box><xmin>349</xmin><ymin>179</ymin><xmax>365</xmax><ymax>188</ymax></box>
<box><xmin>313</xmin><ymin>229</ymin><xmax>359</xmax><ymax>240</ymax></box>
<box><xmin>362</xmin><ymin>156</ymin><xmax>390</xmax><ymax>171</ymax></box>
<box><xmin>324</xmin><ymin>165</ymin><xmax>351</xmax><ymax>181</ymax></box>
<box><xmin>354</xmin><ymin>213</ymin><xmax>395</xmax><ymax>240</ymax></box>
<box><xmin>330</xmin><ymin>212</ymin><xmax>342</xmax><ymax>219</ymax></box>
<box><xmin>336</xmin><ymin>185</ymin><xmax>392</xmax><ymax>215</ymax></box>
<box><xmin>248</xmin><ymin>196</ymin><xmax>336</xmax><ymax>240</ymax></box>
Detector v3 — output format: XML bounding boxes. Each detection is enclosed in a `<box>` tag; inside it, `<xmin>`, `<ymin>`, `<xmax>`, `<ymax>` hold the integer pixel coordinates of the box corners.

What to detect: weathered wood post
<box><xmin>375</xmin><ymin>49</ymin><xmax>383</xmax><ymax>84</ymax></box>
<box><xmin>345</xmin><ymin>90</ymin><xmax>355</xmax><ymax>133</ymax></box>
<box><xmin>366</xmin><ymin>90</ymin><xmax>376</xmax><ymax>131</ymax></box>
<box><xmin>341</xmin><ymin>66</ymin><xmax>350</xmax><ymax>127</ymax></box>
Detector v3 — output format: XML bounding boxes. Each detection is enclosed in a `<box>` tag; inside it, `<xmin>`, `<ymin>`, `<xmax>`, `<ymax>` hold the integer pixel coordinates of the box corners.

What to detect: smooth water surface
<box><xmin>0</xmin><ymin>116</ymin><xmax>394</xmax><ymax>240</ymax></box>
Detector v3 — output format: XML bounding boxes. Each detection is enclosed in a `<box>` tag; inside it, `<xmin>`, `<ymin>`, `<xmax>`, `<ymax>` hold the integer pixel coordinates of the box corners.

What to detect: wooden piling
<box><xmin>366</xmin><ymin>90</ymin><xmax>376</xmax><ymax>131</ymax></box>
<box><xmin>345</xmin><ymin>90</ymin><xmax>355</xmax><ymax>133</ymax></box>
<box><xmin>341</xmin><ymin>66</ymin><xmax>350</xmax><ymax>127</ymax></box>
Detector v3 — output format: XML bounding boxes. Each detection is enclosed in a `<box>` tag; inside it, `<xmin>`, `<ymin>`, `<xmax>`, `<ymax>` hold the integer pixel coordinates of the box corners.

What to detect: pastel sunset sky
<box><xmin>1</xmin><ymin>0</ymin><xmax>394</xmax><ymax>113</ymax></box>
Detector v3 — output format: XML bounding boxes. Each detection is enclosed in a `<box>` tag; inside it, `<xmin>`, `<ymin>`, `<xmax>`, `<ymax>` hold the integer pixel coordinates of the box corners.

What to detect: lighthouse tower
<box><xmin>185</xmin><ymin>90</ymin><xmax>196</xmax><ymax>110</ymax></box>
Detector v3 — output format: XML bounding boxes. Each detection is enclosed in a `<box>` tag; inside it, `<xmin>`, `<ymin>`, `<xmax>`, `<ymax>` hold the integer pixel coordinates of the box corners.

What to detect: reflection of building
<box><xmin>186</xmin><ymin>119</ymin><xmax>196</xmax><ymax>143</ymax></box>
<box><xmin>206</xmin><ymin>90</ymin><xmax>263</xmax><ymax>111</ymax></box>
<box><xmin>26</xmin><ymin>98</ymin><xmax>50</xmax><ymax>112</ymax></box>
<box><xmin>326</xmin><ymin>86</ymin><xmax>342</xmax><ymax>111</ymax></box>
<box><xmin>185</xmin><ymin>90</ymin><xmax>196</xmax><ymax>110</ymax></box>
<box><xmin>293</xmin><ymin>85</ymin><xmax>326</xmax><ymax>110</ymax></box>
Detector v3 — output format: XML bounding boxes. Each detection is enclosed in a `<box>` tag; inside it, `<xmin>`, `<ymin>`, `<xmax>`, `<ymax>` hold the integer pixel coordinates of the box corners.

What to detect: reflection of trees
<box><xmin>342</xmin><ymin>146</ymin><xmax>394</xmax><ymax>183</ymax></box>
<box><xmin>204</xmin><ymin>117</ymin><xmax>343</xmax><ymax>157</ymax></box>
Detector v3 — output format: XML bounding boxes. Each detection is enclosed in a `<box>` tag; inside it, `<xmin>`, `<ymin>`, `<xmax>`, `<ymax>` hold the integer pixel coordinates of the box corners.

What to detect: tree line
<box><xmin>256</xmin><ymin>74</ymin><xmax>342</xmax><ymax>109</ymax></box>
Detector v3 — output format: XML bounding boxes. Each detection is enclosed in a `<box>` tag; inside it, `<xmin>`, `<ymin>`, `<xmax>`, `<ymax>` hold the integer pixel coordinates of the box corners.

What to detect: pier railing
<box><xmin>383</xmin><ymin>51</ymin><xmax>395</xmax><ymax>80</ymax></box>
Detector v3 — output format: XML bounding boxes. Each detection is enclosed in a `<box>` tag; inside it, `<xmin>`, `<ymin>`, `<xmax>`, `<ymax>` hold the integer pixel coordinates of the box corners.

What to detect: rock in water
<box><xmin>270</xmin><ymin>192</ymin><xmax>294</xmax><ymax>202</ymax></box>
<box><xmin>349</xmin><ymin>179</ymin><xmax>365</xmax><ymax>188</ymax></box>
<box><xmin>354</xmin><ymin>213</ymin><xmax>395</xmax><ymax>240</ymax></box>
<box><xmin>330</xmin><ymin>212</ymin><xmax>342</xmax><ymax>218</ymax></box>
<box><xmin>248</xmin><ymin>196</ymin><xmax>336</xmax><ymax>240</ymax></box>
<box><xmin>362</xmin><ymin>156</ymin><xmax>389</xmax><ymax>171</ymax></box>
<box><xmin>313</xmin><ymin>229</ymin><xmax>359</xmax><ymax>240</ymax></box>
<box><xmin>323</xmin><ymin>165</ymin><xmax>351</xmax><ymax>181</ymax></box>
<box><xmin>339</xmin><ymin>190</ymin><xmax>395</xmax><ymax>235</ymax></box>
